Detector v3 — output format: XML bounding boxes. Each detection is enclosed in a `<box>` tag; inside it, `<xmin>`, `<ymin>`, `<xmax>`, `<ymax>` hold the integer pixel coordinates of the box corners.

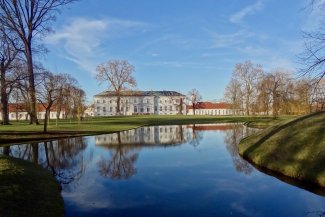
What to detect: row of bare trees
<box><xmin>224</xmin><ymin>60</ymin><xmax>325</xmax><ymax>117</ymax></box>
<box><xmin>1</xmin><ymin>61</ymin><xmax>86</xmax><ymax>130</ymax></box>
<box><xmin>0</xmin><ymin>0</ymin><xmax>77</xmax><ymax>125</ymax></box>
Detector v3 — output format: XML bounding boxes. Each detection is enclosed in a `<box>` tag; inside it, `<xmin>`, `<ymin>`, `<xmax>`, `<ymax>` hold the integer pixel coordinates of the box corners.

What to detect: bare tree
<box><xmin>54</xmin><ymin>73</ymin><xmax>77</xmax><ymax>120</ymax></box>
<box><xmin>0</xmin><ymin>27</ymin><xmax>20</xmax><ymax>124</ymax></box>
<box><xmin>300</xmin><ymin>0</ymin><xmax>325</xmax><ymax>82</ymax></box>
<box><xmin>224</xmin><ymin>78</ymin><xmax>243</xmax><ymax>115</ymax></box>
<box><xmin>187</xmin><ymin>88</ymin><xmax>202</xmax><ymax>115</ymax></box>
<box><xmin>96</xmin><ymin>60</ymin><xmax>137</xmax><ymax>114</ymax></box>
<box><xmin>256</xmin><ymin>74</ymin><xmax>273</xmax><ymax>115</ymax></box>
<box><xmin>37</xmin><ymin>72</ymin><xmax>68</xmax><ymax>132</ymax></box>
<box><xmin>0</xmin><ymin>0</ymin><xmax>76</xmax><ymax>124</ymax></box>
<box><xmin>265</xmin><ymin>70</ymin><xmax>292</xmax><ymax>118</ymax></box>
<box><xmin>233</xmin><ymin>61</ymin><xmax>263</xmax><ymax>116</ymax></box>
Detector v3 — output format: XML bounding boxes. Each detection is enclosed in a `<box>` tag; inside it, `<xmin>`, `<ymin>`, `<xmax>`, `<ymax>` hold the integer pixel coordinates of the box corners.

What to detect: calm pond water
<box><xmin>2</xmin><ymin>123</ymin><xmax>325</xmax><ymax>217</ymax></box>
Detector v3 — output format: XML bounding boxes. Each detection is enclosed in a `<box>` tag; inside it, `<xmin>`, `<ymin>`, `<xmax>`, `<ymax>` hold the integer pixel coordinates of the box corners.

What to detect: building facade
<box><xmin>96</xmin><ymin>125</ymin><xmax>187</xmax><ymax>146</ymax></box>
<box><xmin>187</xmin><ymin>102</ymin><xmax>234</xmax><ymax>115</ymax></box>
<box><xmin>94</xmin><ymin>91</ymin><xmax>186</xmax><ymax>116</ymax></box>
<box><xmin>0</xmin><ymin>103</ymin><xmax>65</xmax><ymax>121</ymax></box>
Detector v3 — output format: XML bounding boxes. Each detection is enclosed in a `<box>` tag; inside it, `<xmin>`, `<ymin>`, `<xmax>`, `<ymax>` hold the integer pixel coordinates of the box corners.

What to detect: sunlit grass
<box><xmin>239</xmin><ymin>112</ymin><xmax>325</xmax><ymax>187</ymax></box>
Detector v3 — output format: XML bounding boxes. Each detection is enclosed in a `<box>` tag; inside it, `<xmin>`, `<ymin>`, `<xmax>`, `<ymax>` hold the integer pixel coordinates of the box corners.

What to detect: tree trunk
<box><xmin>25</xmin><ymin>43</ymin><xmax>39</xmax><ymax>125</ymax></box>
<box><xmin>178</xmin><ymin>98</ymin><xmax>183</xmax><ymax>114</ymax></box>
<box><xmin>246</xmin><ymin>95</ymin><xmax>250</xmax><ymax>116</ymax></box>
<box><xmin>3</xmin><ymin>146</ymin><xmax>10</xmax><ymax>156</ymax></box>
<box><xmin>43</xmin><ymin>108</ymin><xmax>50</xmax><ymax>132</ymax></box>
<box><xmin>0</xmin><ymin>66</ymin><xmax>9</xmax><ymax>125</ymax></box>
<box><xmin>31</xmin><ymin>142</ymin><xmax>39</xmax><ymax>164</ymax></box>
<box><xmin>116</xmin><ymin>94</ymin><xmax>121</xmax><ymax>114</ymax></box>
<box><xmin>192</xmin><ymin>103</ymin><xmax>195</xmax><ymax>115</ymax></box>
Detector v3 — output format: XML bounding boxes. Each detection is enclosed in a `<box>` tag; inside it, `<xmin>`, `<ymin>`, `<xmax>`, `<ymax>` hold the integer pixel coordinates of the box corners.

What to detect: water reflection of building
<box><xmin>96</xmin><ymin>125</ymin><xmax>187</xmax><ymax>146</ymax></box>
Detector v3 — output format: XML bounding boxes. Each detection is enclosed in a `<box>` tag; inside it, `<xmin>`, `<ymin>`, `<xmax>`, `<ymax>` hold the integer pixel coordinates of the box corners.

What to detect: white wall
<box><xmin>94</xmin><ymin>95</ymin><xmax>186</xmax><ymax>116</ymax></box>
<box><xmin>187</xmin><ymin>108</ymin><xmax>233</xmax><ymax>115</ymax></box>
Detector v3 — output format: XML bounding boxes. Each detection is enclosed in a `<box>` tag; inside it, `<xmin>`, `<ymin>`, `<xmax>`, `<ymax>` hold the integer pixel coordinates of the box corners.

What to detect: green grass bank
<box><xmin>0</xmin><ymin>156</ymin><xmax>64</xmax><ymax>217</ymax></box>
<box><xmin>239</xmin><ymin>111</ymin><xmax>325</xmax><ymax>187</ymax></box>
<box><xmin>0</xmin><ymin>115</ymin><xmax>293</xmax><ymax>145</ymax></box>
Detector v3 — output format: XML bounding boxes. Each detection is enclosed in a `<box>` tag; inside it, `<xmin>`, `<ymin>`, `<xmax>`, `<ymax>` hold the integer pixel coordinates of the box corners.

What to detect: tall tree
<box><xmin>265</xmin><ymin>70</ymin><xmax>291</xmax><ymax>118</ymax></box>
<box><xmin>301</xmin><ymin>0</ymin><xmax>325</xmax><ymax>81</ymax></box>
<box><xmin>0</xmin><ymin>0</ymin><xmax>76</xmax><ymax>124</ymax></box>
<box><xmin>224</xmin><ymin>78</ymin><xmax>242</xmax><ymax>115</ymax></box>
<box><xmin>233</xmin><ymin>61</ymin><xmax>263</xmax><ymax>116</ymax></box>
<box><xmin>96</xmin><ymin>60</ymin><xmax>137</xmax><ymax>114</ymax></box>
<box><xmin>37</xmin><ymin>71</ymin><xmax>61</xmax><ymax>132</ymax></box>
<box><xmin>188</xmin><ymin>88</ymin><xmax>202</xmax><ymax>115</ymax></box>
<box><xmin>0</xmin><ymin>27</ymin><xmax>20</xmax><ymax>124</ymax></box>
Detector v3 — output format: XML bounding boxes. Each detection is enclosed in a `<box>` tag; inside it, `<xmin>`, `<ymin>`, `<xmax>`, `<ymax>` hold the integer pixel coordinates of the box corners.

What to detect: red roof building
<box><xmin>186</xmin><ymin>102</ymin><xmax>234</xmax><ymax>115</ymax></box>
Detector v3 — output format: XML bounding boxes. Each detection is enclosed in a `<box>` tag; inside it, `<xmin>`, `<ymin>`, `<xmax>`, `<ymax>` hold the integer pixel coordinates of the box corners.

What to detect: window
<box><xmin>126</xmin><ymin>107</ymin><xmax>129</xmax><ymax>112</ymax></box>
<box><xmin>165</xmin><ymin>106</ymin><xmax>167</xmax><ymax>111</ymax></box>
<box><xmin>96</xmin><ymin>99</ymin><xmax>99</xmax><ymax>103</ymax></box>
<box><xmin>160</xmin><ymin>106</ymin><xmax>162</xmax><ymax>111</ymax></box>
<box><xmin>140</xmin><ymin>108</ymin><xmax>144</xmax><ymax>113</ymax></box>
<box><xmin>103</xmin><ymin>100</ymin><xmax>106</xmax><ymax>103</ymax></box>
<box><xmin>147</xmin><ymin>107</ymin><xmax>150</xmax><ymax>112</ymax></box>
<box><xmin>110</xmin><ymin>100</ymin><xmax>112</xmax><ymax>103</ymax></box>
<box><xmin>103</xmin><ymin>107</ymin><xmax>106</xmax><ymax>112</ymax></box>
<box><xmin>97</xmin><ymin>107</ymin><xmax>100</xmax><ymax>112</ymax></box>
<box><xmin>146</xmin><ymin>99</ymin><xmax>150</xmax><ymax>104</ymax></box>
<box><xmin>176</xmin><ymin>99</ymin><xmax>180</xmax><ymax>103</ymax></box>
<box><xmin>110</xmin><ymin>107</ymin><xmax>112</xmax><ymax>112</ymax></box>
<box><xmin>121</xmin><ymin>107</ymin><xmax>124</xmax><ymax>112</ymax></box>
<box><xmin>134</xmin><ymin>98</ymin><xmax>137</xmax><ymax>103</ymax></box>
<box><xmin>134</xmin><ymin>106</ymin><xmax>137</xmax><ymax>112</ymax></box>
<box><xmin>175</xmin><ymin>106</ymin><xmax>178</xmax><ymax>111</ymax></box>
<box><xmin>169</xmin><ymin>106</ymin><xmax>172</xmax><ymax>111</ymax></box>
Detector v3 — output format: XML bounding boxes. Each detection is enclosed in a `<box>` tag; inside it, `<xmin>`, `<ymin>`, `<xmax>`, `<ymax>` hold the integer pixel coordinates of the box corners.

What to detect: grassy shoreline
<box><xmin>0</xmin><ymin>156</ymin><xmax>64</xmax><ymax>217</ymax></box>
<box><xmin>0</xmin><ymin>115</ymin><xmax>293</xmax><ymax>145</ymax></box>
<box><xmin>239</xmin><ymin>111</ymin><xmax>325</xmax><ymax>187</ymax></box>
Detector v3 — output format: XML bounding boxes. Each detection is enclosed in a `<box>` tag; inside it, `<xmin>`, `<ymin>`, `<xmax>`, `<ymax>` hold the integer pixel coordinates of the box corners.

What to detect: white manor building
<box><xmin>94</xmin><ymin>90</ymin><xmax>186</xmax><ymax>116</ymax></box>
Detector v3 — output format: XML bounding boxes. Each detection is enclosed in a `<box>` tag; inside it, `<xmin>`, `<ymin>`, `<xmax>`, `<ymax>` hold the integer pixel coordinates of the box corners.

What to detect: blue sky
<box><xmin>42</xmin><ymin>0</ymin><xmax>320</xmax><ymax>102</ymax></box>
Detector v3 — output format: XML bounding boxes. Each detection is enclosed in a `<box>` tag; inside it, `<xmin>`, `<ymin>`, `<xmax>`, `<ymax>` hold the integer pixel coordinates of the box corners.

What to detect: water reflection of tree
<box><xmin>41</xmin><ymin>137</ymin><xmax>87</xmax><ymax>185</ymax></box>
<box><xmin>224</xmin><ymin>124</ymin><xmax>253</xmax><ymax>175</ymax></box>
<box><xmin>0</xmin><ymin>137</ymin><xmax>88</xmax><ymax>186</ymax></box>
<box><xmin>187</xmin><ymin>124</ymin><xmax>203</xmax><ymax>148</ymax></box>
<box><xmin>97</xmin><ymin>132</ymin><xmax>139</xmax><ymax>180</ymax></box>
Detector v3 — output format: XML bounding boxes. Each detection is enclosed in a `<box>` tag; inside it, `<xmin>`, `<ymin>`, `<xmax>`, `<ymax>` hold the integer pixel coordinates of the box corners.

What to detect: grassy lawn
<box><xmin>239</xmin><ymin>111</ymin><xmax>325</xmax><ymax>187</ymax></box>
<box><xmin>0</xmin><ymin>115</ymin><xmax>294</xmax><ymax>144</ymax></box>
<box><xmin>0</xmin><ymin>156</ymin><xmax>64</xmax><ymax>217</ymax></box>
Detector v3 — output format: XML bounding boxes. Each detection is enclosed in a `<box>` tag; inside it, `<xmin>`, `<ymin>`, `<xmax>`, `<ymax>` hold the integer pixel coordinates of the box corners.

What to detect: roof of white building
<box><xmin>186</xmin><ymin>102</ymin><xmax>231</xmax><ymax>110</ymax></box>
<box><xmin>94</xmin><ymin>90</ymin><xmax>185</xmax><ymax>97</ymax></box>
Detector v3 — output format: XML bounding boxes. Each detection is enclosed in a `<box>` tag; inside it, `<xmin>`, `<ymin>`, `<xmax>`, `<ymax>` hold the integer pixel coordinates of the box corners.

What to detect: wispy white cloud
<box><xmin>230</xmin><ymin>1</ymin><xmax>264</xmax><ymax>24</ymax></box>
<box><xmin>45</xmin><ymin>17</ymin><xmax>149</xmax><ymax>73</ymax></box>
<box><xmin>208</xmin><ymin>30</ymin><xmax>258</xmax><ymax>48</ymax></box>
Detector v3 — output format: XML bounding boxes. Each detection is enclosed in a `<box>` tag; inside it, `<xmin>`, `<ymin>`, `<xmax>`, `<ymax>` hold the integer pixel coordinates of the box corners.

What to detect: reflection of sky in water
<box><xmin>2</xmin><ymin>124</ymin><xmax>325</xmax><ymax>217</ymax></box>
